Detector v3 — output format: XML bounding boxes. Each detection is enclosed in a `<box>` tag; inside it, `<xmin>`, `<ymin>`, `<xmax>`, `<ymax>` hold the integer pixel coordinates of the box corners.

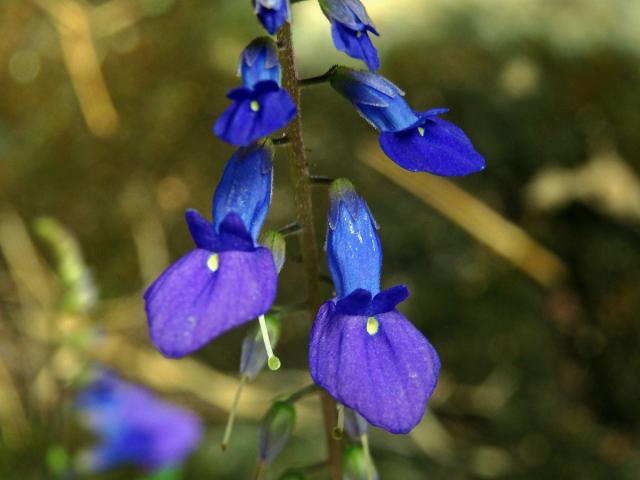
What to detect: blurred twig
<box><xmin>0</xmin><ymin>355</ymin><xmax>31</xmax><ymax>448</ymax></box>
<box><xmin>0</xmin><ymin>210</ymin><xmax>53</xmax><ymax>309</ymax></box>
<box><xmin>35</xmin><ymin>0</ymin><xmax>119</xmax><ymax>138</ymax></box>
<box><xmin>360</xmin><ymin>146</ymin><xmax>568</xmax><ymax>288</ymax></box>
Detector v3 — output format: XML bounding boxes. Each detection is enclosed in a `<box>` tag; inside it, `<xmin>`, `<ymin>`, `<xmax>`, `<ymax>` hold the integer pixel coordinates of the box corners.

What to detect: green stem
<box><xmin>298</xmin><ymin>70</ymin><xmax>333</xmax><ymax>88</ymax></box>
<box><xmin>277</xmin><ymin>22</ymin><xmax>342</xmax><ymax>480</ymax></box>
<box><xmin>287</xmin><ymin>383</ymin><xmax>318</xmax><ymax>403</ymax></box>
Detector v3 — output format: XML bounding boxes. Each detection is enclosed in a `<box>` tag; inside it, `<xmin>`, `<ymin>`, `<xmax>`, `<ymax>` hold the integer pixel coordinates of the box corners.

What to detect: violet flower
<box><xmin>144</xmin><ymin>144</ymin><xmax>278</xmax><ymax>358</ymax></box>
<box><xmin>309</xmin><ymin>179</ymin><xmax>440</xmax><ymax>434</ymax></box>
<box><xmin>214</xmin><ymin>37</ymin><xmax>296</xmax><ymax>146</ymax></box>
<box><xmin>76</xmin><ymin>370</ymin><xmax>201</xmax><ymax>472</ymax></box>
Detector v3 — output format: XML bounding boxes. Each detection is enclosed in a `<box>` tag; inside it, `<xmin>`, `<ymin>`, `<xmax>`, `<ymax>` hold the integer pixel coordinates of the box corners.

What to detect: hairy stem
<box><xmin>277</xmin><ymin>22</ymin><xmax>342</xmax><ymax>480</ymax></box>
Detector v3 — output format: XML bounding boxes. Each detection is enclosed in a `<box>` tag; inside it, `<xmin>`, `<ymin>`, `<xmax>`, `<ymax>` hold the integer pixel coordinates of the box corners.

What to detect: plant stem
<box><xmin>298</xmin><ymin>69</ymin><xmax>333</xmax><ymax>88</ymax></box>
<box><xmin>277</xmin><ymin>22</ymin><xmax>342</xmax><ymax>480</ymax></box>
<box><xmin>287</xmin><ymin>383</ymin><xmax>318</xmax><ymax>403</ymax></box>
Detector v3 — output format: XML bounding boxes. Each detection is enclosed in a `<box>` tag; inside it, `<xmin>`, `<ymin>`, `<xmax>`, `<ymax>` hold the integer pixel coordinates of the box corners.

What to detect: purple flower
<box><xmin>309</xmin><ymin>180</ymin><xmax>440</xmax><ymax>434</ymax></box>
<box><xmin>144</xmin><ymin>144</ymin><xmax>278</xmax><ymax>358</ymax></box>
<box><xmin>320</xmin><ymin>0</ymin><xmax>380</xmax><ymax>71</ymax></box>
<box><xmin>76</xmin><ymin>371</ymin><xmax>202</xmax><ymax>472</ymax></box>
<box><xmin>330</xmin><ymin>66</ymin><xmax>485</xmax><ymax>176</ymax></box>
<box><xmin>214</xmin><ymin>37</ymin><xmax>296</xmax><ymax>146</ymax></box>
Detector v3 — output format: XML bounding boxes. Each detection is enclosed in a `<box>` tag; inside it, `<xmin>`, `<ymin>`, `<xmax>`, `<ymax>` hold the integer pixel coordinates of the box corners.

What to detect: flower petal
<box><xmin>216</xmin><ymin>213</ymin><xmax>256</xmax><ymax>251</ymax></box>
<box><xmin>185</xmin><ymin>209</ymin><xmax>218</xmax><ymax>251</ymax></box>
<box><xmin>331</xmin><ymin>22</ymin><xmax>380</xmax><ymax>71</ymax></box>
<box><xmin>379</xmin><ymin>116</ymin><xmax>485</xmax><ymax>176</ymax></box>
<box><xmin>145</xmin><ymin>248</ymin><xmax>277</xmax><ymax>358</ymax></box>
<box><xmin>309</xmin><ymin>302</ymin><xmax>440</xmax><ymax>434</ymax></box>
<box><xmin>335</xmin><ymin>288</ymin><xmax>372</xmax><ymax>315</ymax></box>
<box><xmin>370</xmin><ymin>285</ymin><xmax>409</xmax><ymax>314</ymax></box>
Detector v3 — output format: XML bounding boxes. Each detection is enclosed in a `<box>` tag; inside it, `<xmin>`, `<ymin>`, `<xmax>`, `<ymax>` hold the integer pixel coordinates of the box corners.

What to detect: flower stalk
<box><xmin>276</xmin><ymin>21</ymin><xmax>342</xmax><ymax>480</ymax></box>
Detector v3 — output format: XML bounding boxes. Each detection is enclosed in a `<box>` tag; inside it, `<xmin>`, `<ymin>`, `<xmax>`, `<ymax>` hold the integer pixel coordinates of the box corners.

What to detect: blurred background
<box><xmin>1</xmin><ymin>0</ymin><xmax>640</xmax><ymax>478</ymax></box>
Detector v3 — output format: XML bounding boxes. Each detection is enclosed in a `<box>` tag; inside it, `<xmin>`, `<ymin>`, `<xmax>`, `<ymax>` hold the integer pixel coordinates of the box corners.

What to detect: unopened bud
<box><xmin>344</xmin><ymin>444</ymin><xmax>378</xmax><ymax>480</ymax></box>
<box><xmin>258</xmin><ymin>400</ymin><xmax>295</xmax><ymax>464</ymax></box>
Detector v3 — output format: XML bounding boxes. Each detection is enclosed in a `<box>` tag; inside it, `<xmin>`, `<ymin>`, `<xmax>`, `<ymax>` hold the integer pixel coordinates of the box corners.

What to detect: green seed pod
<box><xmin>258</xmin><ymin>400</ymin><xmax>296</xmax><ymax>464</ymax></box>
<box><xmin>344</xmin><ymin>444</ymin><xmax>378</xmax><ymax>480</ymax></box>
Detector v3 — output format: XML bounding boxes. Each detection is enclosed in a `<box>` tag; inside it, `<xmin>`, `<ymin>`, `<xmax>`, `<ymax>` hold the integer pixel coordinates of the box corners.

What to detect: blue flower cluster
<box><xmin>140</xmin><ymin>0</ymin><xmax>486</xmax><ymax>467</ymax></box>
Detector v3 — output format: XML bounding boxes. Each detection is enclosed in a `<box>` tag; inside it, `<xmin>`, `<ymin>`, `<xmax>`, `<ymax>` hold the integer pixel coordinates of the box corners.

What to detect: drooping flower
<box><xmin>76</xmin><ymin>370</ymin><xmax>202</xmax><ymax>472</ymax></box>
<box><xmin>214</xmin><ymin>37</ymin><xmax>297</xmax><ymax>146</ymax></box>
<box><xmin>329</xmin><ymin>66</ymin><xmax>485</xmax><ymax>176</ymax></box>
<box><xmin>320</xmin><ymin>0</ymin><xmax>380</xmax><ymax>71</ymax></box>
<box><xmin>144</xmin><ymin>144</ymin><xmax>278</xmax><ymax>358</ymax></box>
<box><xmin>309</xmin><ymin>179</ymin><xmax>440</xmax><ymax>434</ymax></box>
<box><xmin>253</xmin><ymin>0</ymin><xmax>291</xmax><ymax>35</ymax></box>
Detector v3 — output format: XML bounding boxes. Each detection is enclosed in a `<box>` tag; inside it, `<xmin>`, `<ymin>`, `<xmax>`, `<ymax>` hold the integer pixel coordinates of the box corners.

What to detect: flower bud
<box><xmin>239</xmin><ymin>313</ymin><xmax>281</xmax><ymax>380</ymax></box>
<box><xmin>330</xmin><ymin>66</ymin><xmax>419</xmax><ymax>132</ymax></box>
<box><xmin>344</xmin><ymin>444</ymin><xmax>379</xmax><ymax>480</ymax></box>
<box><xmin>239</xmin><ymin>37</ymin><xmax>281</xmax><ymax>90</ymax></box>
<box><xmin>212</xmin><ymin>144</ymin><xmax>273</xmax><ymax>242</ymax></box>
<box><xmin>258</xmin><ymin>400</ymin><xmax>295</xmax><ymax>464</ymax></box>
<box><xmin>259</xmin><ymin>230</ymin><xmax>286</xmax><ymax>273</ymax></box>
<box><xmin>327</xmin><ymin>179</ymin><xmax>381</xmax><ymax>299</ymax></box>
<box><xmin>253</xmin><ymin>0</ymin><xmax>291</xmax><ymax>35</ymax></box>
<box><xmin>319</xmin><ymin>0</ymin><xmax>379</xmax><ymax>71</ymax></box>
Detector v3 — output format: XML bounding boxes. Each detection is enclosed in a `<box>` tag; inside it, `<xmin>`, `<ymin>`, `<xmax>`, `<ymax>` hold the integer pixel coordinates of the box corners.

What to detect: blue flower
<box><xmin>214</xmin><ymin>38</ymin><xmax>297</xmax><ymax>146</ymax></box>
<box><xmin>77</xmin><ymin>370</ymin><xmax>202</xmax><ymax>472</ymax></box>
<box><xmin>253</xmin><ymin>0</ymin><xmax>291</xmax><ymax>35</ymax></box>
<box><xmin>330</xmin><ymin>66</ymin><xmax>485</xmax><ymax>176</ymax></box>
<box><xmin>309</xmin><ymin>180</ymin><xmax>440</xmax><ymax>434</ymax></box>
<box><xmin>144</xmin><ymin>144</ymin><xmax>278</xmax><ymax>358</ymax></box>
<box><xmin>320</xmin><ymin>0</ymin><xmax>380</xmax><ymax>71</ymax></box>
